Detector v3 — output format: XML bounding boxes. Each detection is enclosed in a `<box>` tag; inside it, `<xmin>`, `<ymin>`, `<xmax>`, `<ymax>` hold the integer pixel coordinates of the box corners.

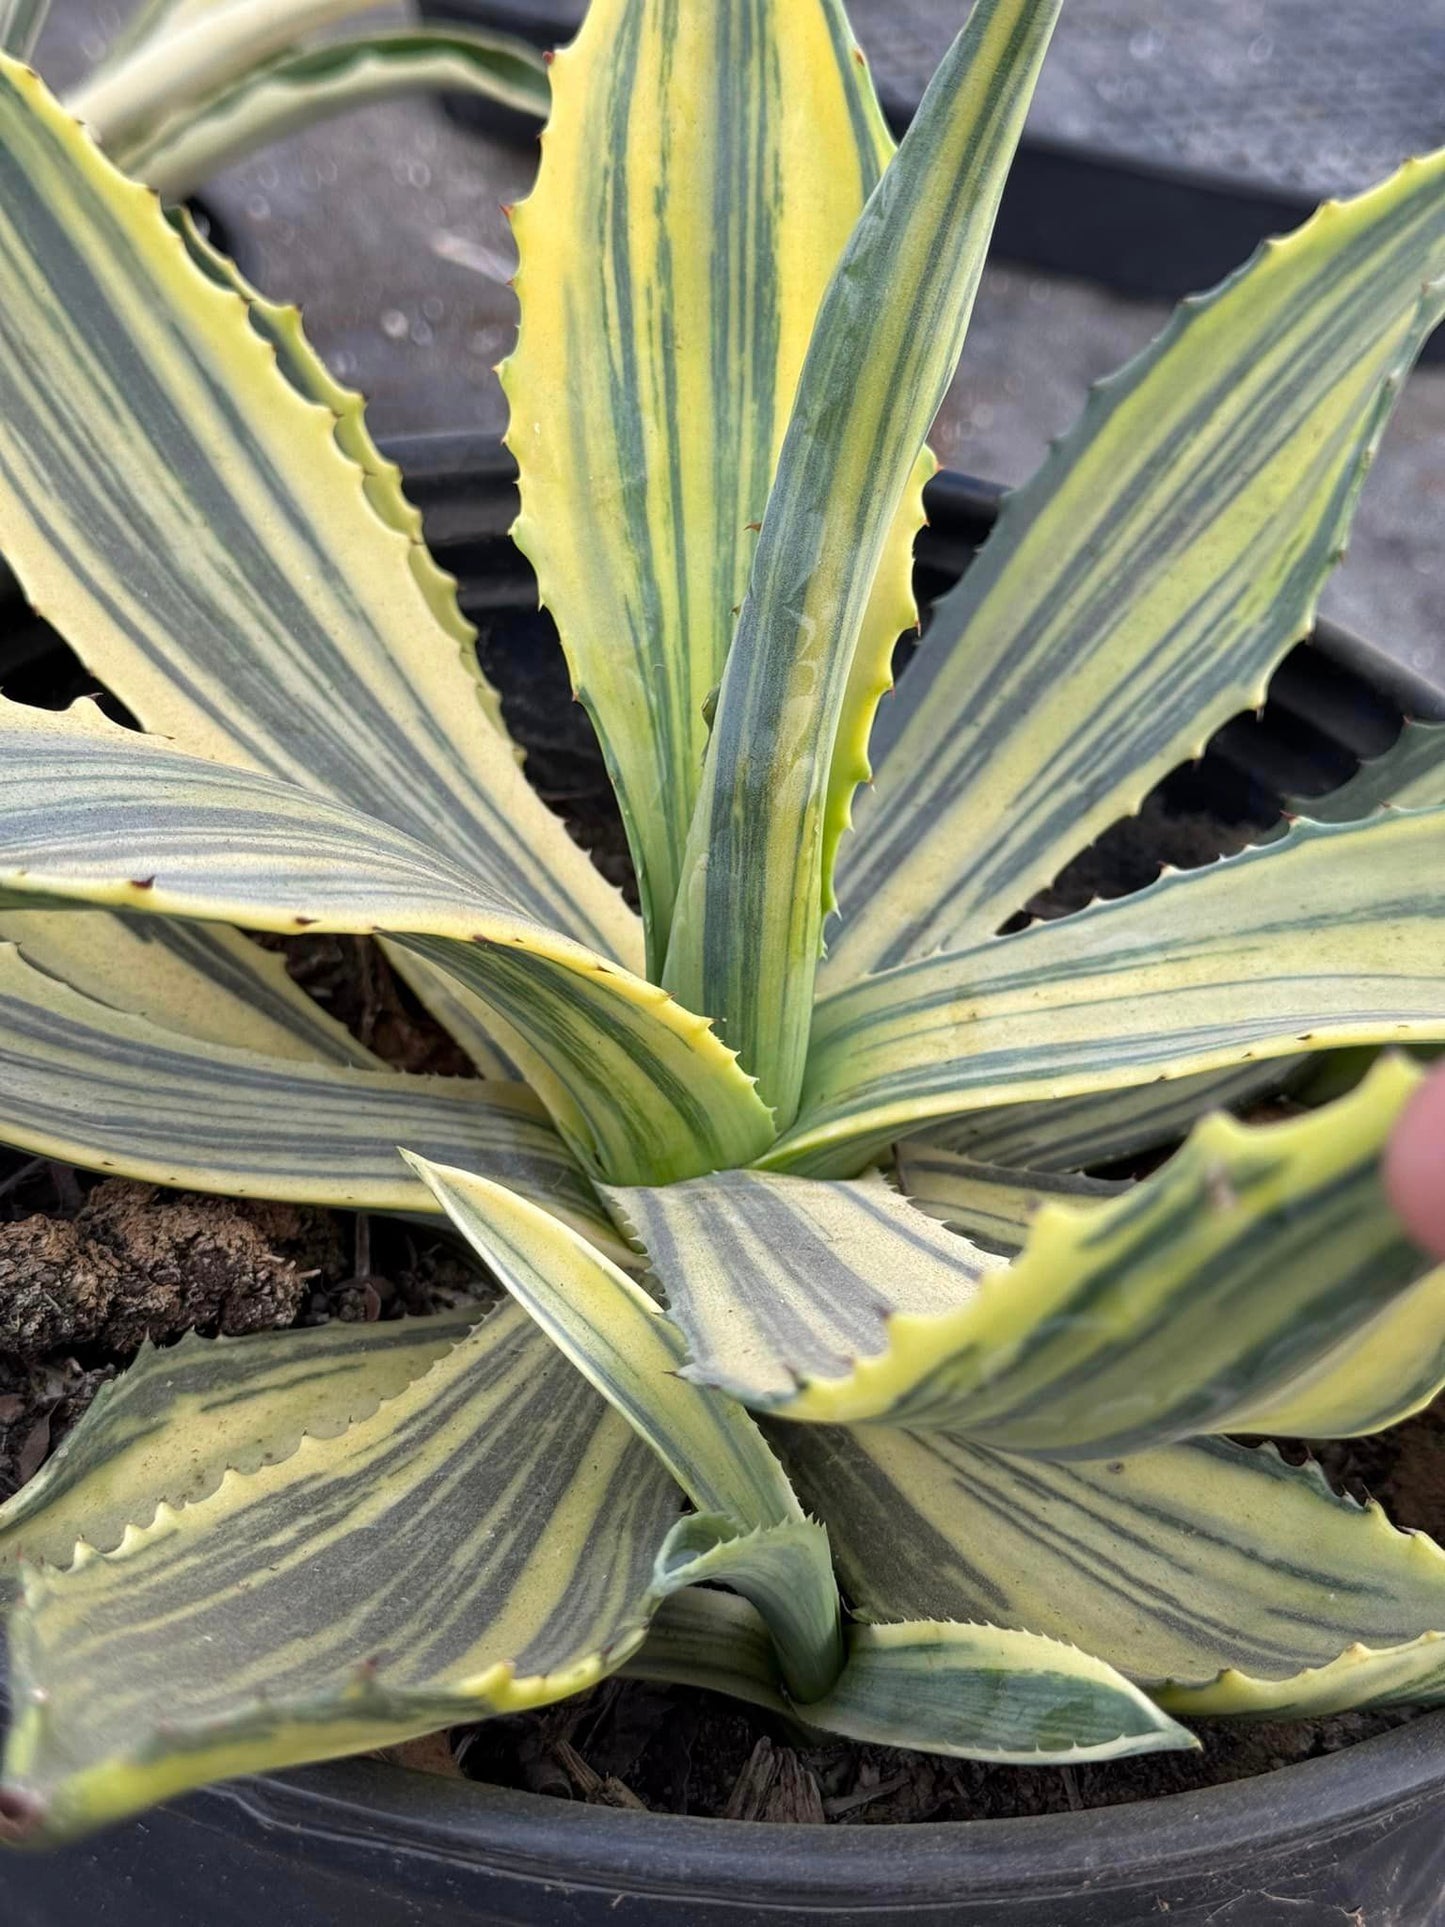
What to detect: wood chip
<box><xmin>761</xmin><ymin>1748</ymin><xmax>825</xmax><ymax>1825</ymax></box>
<box><xmin>553</xmin><ymin>1739</ymin><xmax>647</xmax><ymax>1810</ymax></box>
<box><xmin>15</xmin><ymin>1411</ymin><xmax>52</xmax><ymax>1484</ymax></box>
<box><xmin>824</xmin><ymin>1769</ymin><xmax>913</xmax><ymax>1818</ymax></box>
<box><xmin>723</xmin><ymin>1736</ymin><xmax>778</xmax><ymax>1821</ymax></box>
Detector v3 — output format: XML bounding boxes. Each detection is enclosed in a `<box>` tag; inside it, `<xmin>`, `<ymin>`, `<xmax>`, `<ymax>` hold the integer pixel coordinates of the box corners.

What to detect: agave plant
<box><xmin>4</xmin><ymin>0</ymin><xmax>546</xmax><ymax>203</ymax></box>
<box><xmin>1</xmin><ymin>0</ymin><xmax>1444</xmax><ymax>1845</ymax></box>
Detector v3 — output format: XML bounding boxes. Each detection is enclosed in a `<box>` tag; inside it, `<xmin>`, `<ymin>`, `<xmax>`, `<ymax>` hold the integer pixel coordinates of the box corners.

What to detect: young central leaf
<box><xmin>502</xmin><ymin>0</ymin><xmax>918</xmax><ymax>970</ymax></box>
<box><xmin>661</xmin><ymin>0</ymin><xmax>1061</xmax><ymax>1120</ymax></box>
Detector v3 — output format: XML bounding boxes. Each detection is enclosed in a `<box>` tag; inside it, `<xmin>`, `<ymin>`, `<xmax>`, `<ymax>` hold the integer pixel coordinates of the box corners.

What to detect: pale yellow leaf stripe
<box><xmin>504</xmin><ymin>0</ymin><xmax>925</xmax><ymax>965</ymax></box>
<box><xmin>0</xmin><ymin>58</ymin><xmax>638</xmax><ymax>971</ymax></box>
<box><xmin>0</xmin><ymin>701</ymin><xmax>774</xmax><ymax>1185</ymax></box>
<box><xmin>170</xmin><ymin>208</ymin><xmax>530</xmax><ymax>1080</ymax></box>
<box><xmin>782</xmin><ymin>1426</ymin><xmax>1445</xmax><ymax>1720</ymax></box>
<box><xmin>0</xmin><ymin>906</ymin><xmax>377</xmax><ymax>1067</ymax></box>
<box><xmin>0</xmin><ymin>1303</ymin><xmax>684</xmax><ymax>1845</ymax></box>
<box><xmin>756</xmin><ymin>1059</ymin><xmax>1439</xmax><ymax>1452</ymax></box>
<box><xmin>0</xmin><ymin>940</ymin><xmax>628</xmax><ymax>1250</ymax></box>
<box><xmin>127</xmin><ymin>29</ymin><xmax>549</xmax><ymax>202</ymax></box>
<box><xmin>829</xmin><ymin>146</ymin><xmax>1445</xmax><ymax>979</ymax></box>
<box><xmin>605</xmin><ymin>1168</ymin><xmax>998</xmax><ymax>1405</ymax></box>
<box><xmin>895</xmin><ymin>1147</ymin><xmax>1122</xmax><ymax>1253</ymax></box>
<box><xmin>783</xmin><ymin>809</ymin><xmax>1445</xmax><ymax>1171</ymax></box>
<box><xmin>663</xmin><ymin>0</ymin><xmax>1059</xmax><ymax>1123</ymax></box>
<box><xmin>407</xmin><ymin>1153</ymin><xmax>845</xmax><ymax>1701</ymax></box>
<box><xmin>0</xmin><ymin>1307</ymin><xmax>485</xmax><ymax>1576</ymax></box>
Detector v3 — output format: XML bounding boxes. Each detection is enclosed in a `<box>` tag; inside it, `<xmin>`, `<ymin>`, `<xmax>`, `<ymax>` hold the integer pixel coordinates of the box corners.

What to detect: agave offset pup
<box><xmin>1</xmin><ymin>0</ymin><xmax>1445</xmax><ymax>1844</ymax></box>
<box><xmin>5</xmin><ymin>0</ymin><xmax>546</xmax><ymax>204</ymax></box>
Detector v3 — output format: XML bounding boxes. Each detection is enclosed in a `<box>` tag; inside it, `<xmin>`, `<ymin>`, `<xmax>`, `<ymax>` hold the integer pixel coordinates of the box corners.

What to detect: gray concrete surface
<box><xmin>857</xmin><ymin>0</ymin><xmax>1445</xmax><ymax>201</ymax></box>
<box><xmin>29</xmin><ymin>0</ymin><xmax>1445</xmax><ymax>687</ymax></box>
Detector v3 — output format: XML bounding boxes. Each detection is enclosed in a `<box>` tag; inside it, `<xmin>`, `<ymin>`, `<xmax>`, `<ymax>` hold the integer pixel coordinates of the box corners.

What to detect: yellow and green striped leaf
<box><xmin>782</xmin><ymin>1427</ymin><xmax>1445</xmax><ymax>1719</ymax></box>
<box><xmin>894</xmin><ymin>1149</ymin><xmax>1123</xmax><ymax>1253</ymax></box>
<box><xmin>827</xmin><ymin>149</ymin><xmax>1445</xmax><ymax>981</ymax></box>
<box><xmin>781</xmin><ymin>810</ymin><xmax>1445</xmax><ymax>1171</ymax></box>
<box><xmin>62</xmin><ymin>0</ymin><xmax>378</xmax><ymax>155</ymax></box>
<box><xmin>0</xmin><ymin>1307</ymin><xmax>485</xmax><ymax>1577</ymax></box>
<box><xmin>125</xmin><ymin>28</ymin><xmax>548</xmax><ymax>200</ymax></box>
<box><xmin>662</xmin><ymin>0</ymin><xmax>1059</xmax><ymax>1120</ymax></box>
<box><xmin>0</xmin><ymin>1302</ymin><xmax>685</xmax><ymax>1846</ymax></box>
<box><xmin>407</xmin><ymin>1155</ymin><xmax>845</xmax><ymax>1701</ymax></box>
<box><xmin>904</xmin><ymin>1060</ymin><xmax>1303</xmax><ymax>1174</ymax></box>
<box><xmin>0</xmin><ymin>702</ymin><xmax>775</xmax><ymax>1184</ymax></box>
<box><xmin>802</xmin><ymin>1622</ymin><xmax>1193</xmax><ymax>1764</ymax></box>
<box><xmin>755</xmin><ymin>1058</ymin><xmax>1440</xmax><ymax>1450</ymax></box>
<box><xmin>627</xmin><ymin>1590</ymin><xmax>1192</xmax><ymax>1763</ymax></box>
<box><xmin>0</xmin><ymin>939</ymin><xmax>627</xmax><ymax>1251</ymax></box>
<box><xmin>1235</xmin><ymin>1261</ymin><xmax>1445</xmax><ymax>1438</ymax></box>
<box><xmin>604</xmin><ymin>1168</ymin><xmax>996</xmax><ymax>1406</ymax></box>
<box><xmin>0</xmin><ymin>907</ymin><xmax>376</xmax><ymax>1067</ymax></box>
<box><xmin>502</xmin><ymin>0</ymin><xmax>926</xmax><ymax>968</ymax></box>
<box><xmin>164</xmin><ymin>207</ymin><xmax>532</xmax><ymax>1082</ymax></box>
<box><xmin>0</xmin><ymin>58</ymin><xmax>636</xmax><ymax>971</ymax></box>
<box><xmin>1303</xmin><ymin>717</ymin><xmax>1445</xmax><ymax>821</ymax></box>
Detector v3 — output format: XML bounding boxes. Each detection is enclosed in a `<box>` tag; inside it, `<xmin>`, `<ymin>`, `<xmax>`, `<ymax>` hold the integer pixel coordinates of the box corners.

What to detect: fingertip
<box><xmin>1385</xmin><ymin>1063</ymin><xmax>1445</xmax><ymax>1259</ymax></box>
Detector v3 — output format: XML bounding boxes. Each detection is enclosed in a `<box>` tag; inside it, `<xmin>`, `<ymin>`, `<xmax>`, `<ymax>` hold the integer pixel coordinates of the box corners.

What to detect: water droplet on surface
<box><xmin>380</xmin><ymin>309</ymin><xmax>409</xmax><ymax>340</ymax></box>
<box><xmin>410</xmin><ymin>317</ymin><xmax>434</xmax><ymax>346</ymax></box>
<box><xmin>422</xmin><ymin>296</ymin><xmax>445</xmax><ymax>322</ymax></box>
<box><xmin>246</xmin><ymin>195</ymin><xmax>271</xmax><ymax>221</ymax></box>
<box><xmin>255</xmin><ymin>161</ymin><xmax>280</xmax><ymax>191</ymax></box>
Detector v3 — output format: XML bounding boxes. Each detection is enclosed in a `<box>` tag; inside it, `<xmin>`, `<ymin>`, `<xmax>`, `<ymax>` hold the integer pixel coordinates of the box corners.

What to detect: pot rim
<box><xmin>181</xmin><ymin>1703</ymin><xmax>1445</xmax><ymax>1900</ymax></box>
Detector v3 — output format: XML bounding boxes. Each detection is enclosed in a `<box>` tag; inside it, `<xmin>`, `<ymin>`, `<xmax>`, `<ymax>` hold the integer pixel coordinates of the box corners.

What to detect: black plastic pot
<box><xmin>1</xmin><ymin>431</ymin><xmax>1444</xmax><ymax>1926</ymax></box>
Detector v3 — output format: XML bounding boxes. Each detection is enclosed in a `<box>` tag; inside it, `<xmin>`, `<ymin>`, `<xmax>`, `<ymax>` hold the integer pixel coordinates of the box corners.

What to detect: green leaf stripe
<box><xmin>0</xmin><ymin>703</ymin><xmax>774</xmax><ymax>1185</ymax></box>
<box><xmin>0</xmin><ymin>1302</ymin><xmax>683</xmax><ymax>1845</ymax></box>
<box><xmin>663</xmin><ymin>0</ymin><xmax>1059</xmax><ymax>1121</ymax></box>
<box><xmin>0</xmin><ymin>940</ymin><xmax>624</xmax><ymax>1241</ymax></box>
<box><xmin>0</xmin><ymin>59</ymin><xmax>635</xmax><ymax>965</ymax></box>
<box><xmin>502</xmin><ymin>0</ymin><xmax>905</xmax><ymax>967</ymax></box>
<box><xmin>896</xmin><ymin>1149</ymin><xmax>1123</xmax><ymax>1253</ymax></box>
<box><xmin>626</xmin><ymin>1589</ymin><xmax>1191</xmax><ymax>1762</ymax></box>
<box><xmin>1301</xmin><ymin>717</ymin><xmax>1445</xmax><ymax>821</ymax></box>
<box><xmin>803</xmin><ymin>1621</ymin><xmax>1192</xmax><ymax>1763</ymax></box>
<box><xmin>0</xmin><ymin>906</ymin><xmax>378</xmax><ymax>1067</ymax></box>
<box><xmin>829</xmin><ymin>148</ymin><xmax>1445</xmax><ymax>978</ymax></box>
<box><xmin>1234</xmin><ymin>1260</ymin><xmax>1445</xmax><ymax>1440</ymax></box>
<box><xmin>907</xmin><ymin>1059</ymin><xmax>1303</xmax><ymax>1174</ymax></box>
<box><xmin>781</xmin><ymin>1426</ymin><xmax>1445</xmax><ymax>1716</ymax></box>
<box><xmin>782</xmin><ymin>810</ymin><xmax>1445</xmax><ymax>1170</ymax></box>
<box><xmin>764</xmin><ymin>1058</ymin><xmax>1439</xmax><ymax>1452</ymax></box>
<box><xmin>0</xmin><ymin>1307</ymin><xmax>484</xmax><ymax>1576</ymax></box>
<box><xmin>408</xmin><ymin>1155</ymin><xmax>845</xmax><ymax>1700</ymax></box>
<box><xmin>605</xmin><ymin>1168</ymin><xmax>992</xmax><ymax>1405</ymax></box>
<box><xmin>126</xmin><ymin>28</ymin><xmax>549</xmax><ymax>200</ymax></box>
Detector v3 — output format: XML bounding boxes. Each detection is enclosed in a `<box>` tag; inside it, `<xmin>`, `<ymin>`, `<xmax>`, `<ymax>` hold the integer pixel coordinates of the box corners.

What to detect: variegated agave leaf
<box><xmin>122</xmin><ymin>28</ymin><xmax>548</xmax><ymax>202</ymax></box>
<box><xmin>663</xmin><ymin>0</ymin><xmax>1060</xmax><ymax>1119</ymax></box>
<box><xmin>0</xmin><ymin>0</ymin><xmax>1444</xmax><ymax>1846</ymax></box>
<box><xmin>780</xmin><ymin>1426</ymin><xmax>1445</xmax><ymax>1719</ymax></box>
<box><xmin>503</xmin><ymin>0</ymin><xmax>929</xmax><ymax>975</ymax></box>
